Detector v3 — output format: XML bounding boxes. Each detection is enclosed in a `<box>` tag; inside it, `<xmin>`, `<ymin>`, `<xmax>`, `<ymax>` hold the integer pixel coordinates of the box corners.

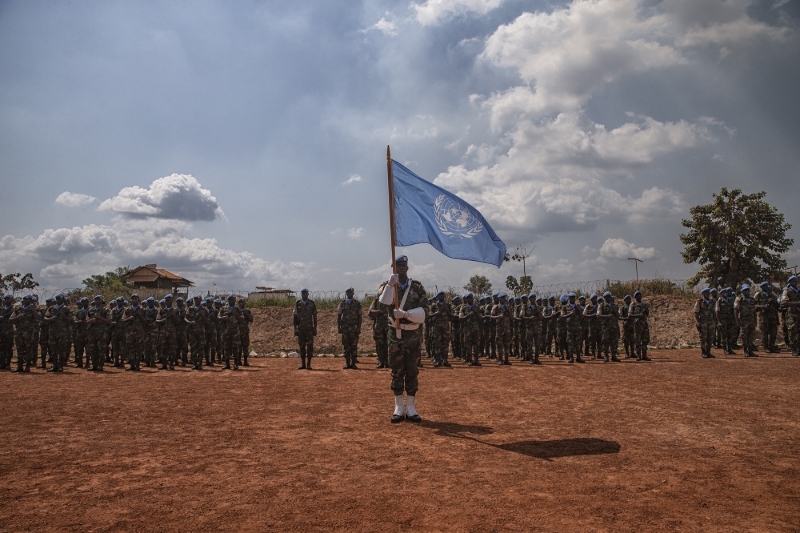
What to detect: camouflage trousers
<box><xmin>633</xmin><ymin>320</ymin><xmax>650</xmax><ymax>356</ymax></box>
<box><xmin>524</xmin><ymin>324</ymin><xmax>539</xmax><ymax>360</ymax></box>
<box><xmin>556</xmin><ymin>324</ymin><xmax>567</xmax><ymax>357</ymax></box>
<box><xmin>600</xmin><ymin>322</ymin><xmax>619</xmax><ymax>356</ymax></box>
<box><xmin>239</xmin><ymin>327</ymin><xmax>250</xmax><ymax>362</ymax></box>
<box><xmin>389</xmin><ymin>329</ymin><xmax>420</xmax><ymax>395</ymax></box>
<box><xmin>432</xmin><ymin>321</ymin><xmax>450</xmax><ymax>363</ymax></box>
<box><xmin>86</xmin><ymin>329</ymin><xmax>107</xmax><ymax>370</ymax></box>
<box><xmin>126</xmin><ymin>327</ymin><xmax>145</xmax><ymax>368</ymax></box>
<box><xmin>451</xmin><ymin>323</ymin><xmax>462</xmax><ymax>360</ymax></box>
<box><xmin>205</xmin><ymin>324</ymin><xmax>217</xmax><ymax>363</ymax></box>
<box><xmin>222</xmin><ymin>327</ymin><xmax>241</xmax><ymax>365</ymax></box>
<box><xmin>462</xmin><ymin>325</ymin><xmax>481</xmax><ymax>364</ymax></box>
<box><xmin>144</xmin><ymin>327</ymin><xmax>158</xmax><ymax>366</ymax></box>
<box><xmin>698</xmin><ymin>320</ymin><xmax>715</xmax><ymax>352</ymax></box>
<box><xmin>297</xmin><ymin>330</ymin><xmax>314</xmax><ymax>360</ymax></box>
<box><xmin>160</xmin><ymin>329</ymin><xmax>177</xmax><ymax>366</ymax></box>
<box><xmin>74</xmin><ymin>332</ymin><xmax>87</xmax><ymax>367</ymax></box>
<box><xmin>14</xmin><ymin>330</ymin><xmax>36</xmax><ymax>367</ymax></box>
<box><xmin>176</xmin><ymin>327</ymin><xmax>188</xmax><ymax>365</ymax></box>
<box><xmin>189</xmin><ymin>327</ymin><xmax>206</xmax><ymax>367</ymax></box>
<box><xmin>740</xmin><ymin>321</ymin><xmax>755</xmax><ymax>352</ymax></box>
<box><xmin>587</xmin><ymin>323</ymin><xmax>601</xmax><ymax>357</ymax></box>
<box><xmin>341</xmin><ymin>331</ymin><xmax>359</xmax><ymax>366</ymax></box>
<box><xmin>112</xmin><ymin>328</ymin><xmax>127</xmax><ymax>367</ymax></box>
<box><xmin>759</xmin><ymin>316</ymin><xmax>778</xmax><ymax>349</ymax></box>
<box><xmin>786</xmin><ymin>312</ymin><xmax>800</xmax><ymax>352</ymax></box>
<box><xmin>49</xmin><ymin>329</ymin><xmax>71</xmax><ymax>369</ymax></box>
<box><xmin>495</xmin><ymin>325</ymin><xmax>511</xmax><ymax>362</ymax></box>
<box><xmin>487</xmin><ymin>324</ymin><xmax>497</xmax><ymax>358</ymax></box>
<box><xmin>567</xmin><ymin>324</ymin><xmax>582</xmax><ymax>359</ymax></box>
<box><xmin>373</xmin><ymin>330</ymin><xmax>388</xmax><ymax>367</ymax></box>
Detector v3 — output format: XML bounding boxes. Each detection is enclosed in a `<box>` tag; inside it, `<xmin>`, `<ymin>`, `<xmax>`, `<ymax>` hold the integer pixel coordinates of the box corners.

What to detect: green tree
<box><xmin>82</xmin><ymin>266</ymin><xmax>132</xmax><ymax>292</ymax></box>
<box><xmin>505</xmin><ymin>276</ymin><xmax>520</xmax><ymax>295</ymax></box>
<box><xmin>464</xmin><ymin>275</ymin><xmax>492</xmax><ymax>297</ymax></box>
<box><xmin>0</xmin><ymin>272</ymin><xmax>39</xmax><ymax>294</ymax></box>
<box><xmin>680</xmin><ymin>188</ymin><xmax>793</xmax><ymax>288</ymax></box>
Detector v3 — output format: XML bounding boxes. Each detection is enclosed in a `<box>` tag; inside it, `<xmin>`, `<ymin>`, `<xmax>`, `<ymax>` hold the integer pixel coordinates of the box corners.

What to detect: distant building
<box><xmin>121</xmin><ymin>264</ymin><xmax>194</xmax><ymax>292</ymax></box>
<box><xmin>248</xmin><ymin>286</ymin><xmax>296</xmax><ymax>301</ymax></box>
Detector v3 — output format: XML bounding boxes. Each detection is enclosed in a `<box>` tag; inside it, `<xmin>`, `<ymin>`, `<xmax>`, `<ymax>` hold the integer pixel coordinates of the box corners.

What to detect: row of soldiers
<box><xmin>0</xmin><ymin>292</ymin><xmax>253</xmax><ymax>373</ymax></box>
<box><xmin>694</xmin><ymin>276</ymin><xmax>800</xmax><ymax>358</ymax></box>
<box><xmin>365</xmin><ymin>289</ymin><xmax>650</xmax><ymax>368</ymax></box>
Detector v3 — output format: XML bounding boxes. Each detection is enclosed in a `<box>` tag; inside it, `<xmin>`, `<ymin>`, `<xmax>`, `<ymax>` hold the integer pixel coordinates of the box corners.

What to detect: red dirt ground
<box><xmin>1</xmin><ymin>349</ymin><xmax>798</xmax><ymax>532</ymax></box>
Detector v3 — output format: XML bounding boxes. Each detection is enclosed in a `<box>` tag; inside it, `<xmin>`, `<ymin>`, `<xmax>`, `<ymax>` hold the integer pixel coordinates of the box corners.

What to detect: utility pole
<box><xmin>512</xmin><ymin>246</ymin><xmax>535</xmax><ymax>278</ymax></box>
<box><xmin>628</xmin><ymin>257</ymin><xmax>643</xmax><ymax>283</ymax></box>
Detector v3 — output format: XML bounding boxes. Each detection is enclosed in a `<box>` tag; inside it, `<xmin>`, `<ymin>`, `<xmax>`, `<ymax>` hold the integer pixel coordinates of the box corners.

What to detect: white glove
<box><xmin>393</xmin><ymin>309</ymin><xmax>407</xmax><ymax>319</ymax></box>
<box><xmin>388</xmin><ymin>274</ymin><xmax>399</xmax><ymax>287</ymax></box>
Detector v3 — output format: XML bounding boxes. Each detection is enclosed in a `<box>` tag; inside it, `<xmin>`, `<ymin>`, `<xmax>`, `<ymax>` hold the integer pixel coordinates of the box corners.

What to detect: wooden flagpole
<box><xmin>387</xmin><ymin>145</ymin><xmax>399</xmax><ymax>308</ymax></box>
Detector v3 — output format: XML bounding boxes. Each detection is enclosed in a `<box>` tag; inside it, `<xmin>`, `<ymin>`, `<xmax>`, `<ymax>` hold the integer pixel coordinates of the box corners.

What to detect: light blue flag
<box><xmin>392</xmin><ymin>160</ymin><xmax>506</xmax><ymax>268</ymax></box>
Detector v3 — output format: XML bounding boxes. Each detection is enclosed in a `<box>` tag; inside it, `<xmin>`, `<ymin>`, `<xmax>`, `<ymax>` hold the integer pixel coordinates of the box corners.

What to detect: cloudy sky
<box><xmin>1</xmin><ymin>0</ymin><xmax>798</xmax><ymax>293</ymax></box>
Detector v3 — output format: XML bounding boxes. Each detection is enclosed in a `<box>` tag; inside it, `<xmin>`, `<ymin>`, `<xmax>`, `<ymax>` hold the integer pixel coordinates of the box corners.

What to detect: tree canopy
<box><xmin>0</xmin><ymin>272</ymin><xmax>39</xmax><ymax>294</ymax></box>
<box><xmin>82</xmin><ymin>266</ymin><xmax>132</xmax><ymax>292</ymax></box>
<box><xmin>680</xmin><ymin>188</ymin><xmax>793</xmax><ymax>288</ymax></box>
<box><xmin>463</xmin><ymin>275</ymin><xmax>492</xmax><ymax>297</ymax></box>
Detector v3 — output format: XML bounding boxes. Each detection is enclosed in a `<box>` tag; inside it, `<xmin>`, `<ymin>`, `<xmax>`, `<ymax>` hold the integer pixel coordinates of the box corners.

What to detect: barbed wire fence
<box><xmin>11</xmin><ymin>279</ymin><xmax>698</xmax><ymax>304</ymax></box>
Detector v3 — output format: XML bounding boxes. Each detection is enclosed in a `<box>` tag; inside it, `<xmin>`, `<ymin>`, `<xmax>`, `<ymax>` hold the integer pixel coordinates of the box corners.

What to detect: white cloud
<box><xmin>599</xmin><ymin>238</ymin><xmax>657</xmax><ymax>261</ymax></box>
<box><xmin>0</xmin><ymin>218</ymin><xmax>314</xmax><ymax>288</ymax></box>
<box><xmin>412</xmin><ymin>0</ymin><xmax>506</xmax><ymax>26</ymax></box>
<box><xmin>342</xmin><ymin>174</ymin><xmax>362</xmax><ymax>186</ymax></box>
<box><xmin>348</xmin><ymin>227</ymin><xmax>365</xmax><ymax>239</ymax></box>
<box><xmin>363</xmin><ymin>14</ymin><xmax>398</xmax><ymax>36</ymax></box>
<box><xmin>98</xmin><ymin>174</ymin><xmax>224</xmax><ymax>221</ymax></box>
<box><xmin>54</xmin><ymin>192</ymin><xmax>97</xmax><ymax>207</ymax></box>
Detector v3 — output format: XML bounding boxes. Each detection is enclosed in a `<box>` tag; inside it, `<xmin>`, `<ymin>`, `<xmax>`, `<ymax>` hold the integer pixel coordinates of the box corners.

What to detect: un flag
<box><xmin>392</xmin><ymin>160</ymin><xmax>506</xmax><ymax>268</ymax></box>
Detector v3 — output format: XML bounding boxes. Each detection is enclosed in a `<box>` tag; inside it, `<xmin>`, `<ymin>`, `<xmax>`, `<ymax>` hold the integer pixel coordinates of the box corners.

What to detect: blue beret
<box><xmin>789</xmin><ymin>275</ymin><xmax>797</xmax><ymax>283</ymax></box>
<box><xmin>560</xmin><ymin>295</ymin><xmax>568</xmax><ymax>304</ymax></box>
<box><xmin>634</xmin><ymin>291</ymin><xmax>642</xmax><ymax>297</ymax></box>
<box><xmin>498</xmin><ymin>292</ymin><xmax>507</xmax><ymax>298</ymax></box>
<box><xmin>300</xmin><ymin>288</ymin><xmax>309</xmax><ymax>293</ymax></box>
<box><xmin>436</xmin><ymin>291</ymin><xmax>444</xmax><ymax>297</ymax></box>
<box><xmin>228</xmin><ymin>294</ymin><xmax>236</xmax><ymax>300</ymax></box>
<box><xmin>589</xmin><ymin>293</ymin><xmax>597</xmax><ymax>299</ymax></box>
<box><xmin>463</xmin><ymin>292</ymin><xmax>473</xmax><ymax>299</ymax></box>
<box><xmin>759</xmin><ymin>281</ymin><xmax>769</xmax><ymax>288</ymax></box>
<box><xmin>568</xmin><ymin>292</ymin><xmax>576</xmax><ymax>298</ymax></box>
<box><xmin>164</xmin><ymin>294</ymin><xmax>173</xmax><ymax>299</ymax></box>
<box><xmin>701</xmin><ymin>287</ymin><xmax>710</xmax><ymax>293</ymax></box>
<box><xmin>395</xmin><ymin>255</ymin><xmax>408</xmax><ymax>264</ymax></box>
<box><xmin>741</xmin><ymin>284</ymin><xmax>750</xmax><ymax>291</ymax></box>
<box><xmin>624</xmin><ymin>294</ymin><xmax>632</xmax><ymax>301</ymax></box>
<box><xmin>521</xmin><ymin>294</ymin><xmax>529</xmax><ymax>299</ymax></box>
<box><xmin>710</xmin><ymin>288</ymin><xmax>717</xmax><ymax>294</ymax></box>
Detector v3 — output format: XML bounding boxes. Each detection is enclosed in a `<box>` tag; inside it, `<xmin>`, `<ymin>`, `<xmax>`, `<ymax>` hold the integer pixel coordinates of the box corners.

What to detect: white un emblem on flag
<box><xmin>433</xmin><ymin>194</ymin><xmax>484</xmax><ymax>238</ymax></box>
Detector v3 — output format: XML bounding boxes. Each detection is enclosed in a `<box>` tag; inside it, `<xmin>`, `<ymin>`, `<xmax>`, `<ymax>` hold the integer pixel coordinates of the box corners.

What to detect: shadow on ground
<box><xmin>423</xmin><ymin>420</ymin><xmax>620</xmax><ymax>460</ymax></box>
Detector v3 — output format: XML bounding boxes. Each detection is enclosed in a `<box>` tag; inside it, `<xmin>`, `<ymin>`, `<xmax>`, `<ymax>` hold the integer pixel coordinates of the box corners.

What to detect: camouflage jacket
<box><xmin>368</xmin><ymin>298</ymin><xmax>389</xmax><ymax>334</ymax></box>
<box><xmin>337</xmin><ymin>298</ymin><xmax>362</xmax><ymax>334</ymax></box>
<box><xmin>694</xmin><ymin>297</ymin><xmax>715</xmax><ymax>324</ymax></box>
<box><xmin>293</xmin><ymin>299</ymin><xmax>318</xmax><ymax>333</ymax></box>
<box><xmin>734</xmin><ymin>295</ymin><xmax>757</xmax><ymax>325</ymax></box>
<box><xmin>629</xmin><ymin>301</ymin><xmax>649</xmax><ymax>323</ymax></box>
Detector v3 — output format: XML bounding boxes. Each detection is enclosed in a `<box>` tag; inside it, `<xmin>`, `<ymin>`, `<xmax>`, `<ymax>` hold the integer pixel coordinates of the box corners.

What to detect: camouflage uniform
<box><xmin>630</xmin><ymin>296</ymin><xmax>650</xmax><ymax>361</ymax></box>
<box><xmin>86</xmin><ymin>303</ymin><xmax>110</xmax><ymax>371</ymax></box>
<box><xmin>381</xmin><ymin>277</ymin><xmax>428</xmax><ymax>396</ymax></box>
<box><xmin>596</xmin><ymin>297</ymin><xmax>619</xmax><ymax>361</ymax></box>
<box><xmin>755</xmin><ymin>287</ymin><xmax>780</xmax><ymax>352</ymax></box>
<box><xmin>48</xmin><ymin>303</ymin><xmax>73</xmax><ymax>371</ymax></box>
<box><xmin>781</xmin><ymin>281</ymin><xmax>800</xmax><ymax>355</ymax></box>
<box><xmin>111</xmin><ymin>302</ymin><xmax>128</xmax><ymax>367</ymax></box>
<box><xmin>519</xmin><ymin>298</ymin><xmax>540</xmax><ymax>364</ymax></box>
<box><xmin>157</xmin><ymin>304</ymin><xmax>178</xmax><ymax>369</ymax></box>
<box><xmin>123</xmin><ymin>303</ymin><xmax>146</xmax><ymax>370</ymax></box>
<box><xmin>219</xmin><ymin>299</ymin><xmax>242</xmax><ymax>369</ymax></box>
<box><xmin>73</xmin><ymin>303</ymin><xmax>89</xmax><ymax>368</ymax></box>
<box><xmin>450</xmin><ymin>297</ymin><xmax>462</xmax><ymax>361</ymax></box>
<box><xmin>0</xmin><ymin>299</ymin><xmax>14</xmax><ymax>369</ymax></box>
<box><xmin>293</xmin><ymin>296</ymin><xmax>317</xmax><ymax>368</ymax></box>
<box><xmin>144</xmin><ymin>302</ymin><xmax>158</xmax><ymax>367</ymax></box>
<box><xmin>175</xmin><ymin>301</ymin><xmax>188</xmax><ymax>366</ymax></box>
<box><xmin>541</xmin><ymin>300</ymin><xmax>553</xmax><ymax>356</ymax></box>
<box><xmin>38</xmin><ymin>305</ymin><xmax>51</xmax><ymax>367</ymax></box>
<box><xmin>715</xmin><ymin>291</ymin><xmax>737</xmax><ymax>354</ymax></box>
<box><xmin>459</xmin><ymin>299</ymin><xmax>483</xmax><ymax>366</ymax></box>
<box><xmin>491</xmin><ymin>300</ymin><xmax>513</xmax><ymax>365</ymax></box>
<box><xmin>486</xmin><ymin>297</ymin><xmax>498</xmax><ymax>360</ymax></box>
<box><xmin>12</xmin><ymin>301</ymin><xmax>39</xmax><ymax>370</ymax></box>
<box><xmin>555</xmin><ymin>301</ymin><xmax>567</xmax><ymax>359</ymax></box>
<box><xmin>734</xmin><ymin>291</ymin><xmax>757</xmax><ymax>357</ymax></box>
<box><xmin>239</xmin><ymin>302</ymin><xmax>253</xmax><ymax>366</ymax></box>
<box><xmin>583</xmin><ymin>298</ymin><xmax>599</xmax><ymax>359</ymax></box>
<box><xmin>619</xmin><ymin>298</ymin><xmax>634</xmax><ymax>358</ymax></box>
<box><xmin>694</xmin><ymin>292</ymin><xmax>716</xmax><ymax>357</ymax></box>
<box><xmin>369</xmin><ymin>296</ymin><xmax>389</xmax><ymax>368</ymax></box>
<box><xmin>481</xmin><ymin>299</ymin><xmax>492</xmax><ymax>358</ymax></box>
<box><xmin>563</xmin><ymin>299</ymin><xmax>583</xmax><ymax>363</ymax></box>
<box><xmin>185</xmin><ymin>301</ymin><xmax>207</xmax><ymax>370</ymax></box>
<box><xmin>429</xmin><ymin>297</ymin><xmax>452</xmax><ymax>366</ymax></box>
<box><xmin>204</xmin><ymin>300</ymin><xmax>218</xmax><ymax>366</ymax></box>
<box><xmin>337</xmin><ymin>295</ymin><xmax>362</xmax><ymax>368</ymax></box>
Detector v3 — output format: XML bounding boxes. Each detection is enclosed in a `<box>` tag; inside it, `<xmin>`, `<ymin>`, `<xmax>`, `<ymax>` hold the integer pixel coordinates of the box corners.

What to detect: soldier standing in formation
<box><xmin>238</xmin><ymin>298</ymin><xmax>253</xmax><ymax>366</ymax></box>
<box><xmin>293</xmin><ymin>288</ymin><xmax>317</xmax><ymax>370</ymax></box>
<box><xmin>782</xmin><ymin>276</ymin><xmax>800</xmax><ymax>356</ymax></box>
<box><xmin>337</xmin><ymin>288</ymin><xmax>362</xmax><ymax>369</ymax></box>
<box><xmin>368</xmin><ymin>283</ymin><xmax>390</xmax><ymax>369</ymax></box>
<box><xmin>735</xmin><ymin>284</ymin><xmax>757</xmax><ymax>357</ymax></box>
<box><xmin>429</xmin><ymin>291</ymin><xmax>452</xmax><ymax>368</ymax></box>
<box><xmin>630</xmin><ymin>291</ymin><xmax>651</xmax><ymax>361</ymax></box>
<box><xmin>755</xmin><ymin>281</ymin><xmax>780</xmax><ymax>353</ymax></box>
<box><xmin>695</xmin><ymin>288</ymin><xmax>716</xmax><ymax>358</ymax></box>
<box><xmin>378</xmin><ymin>255</ymin><xmax>426</xmax><ymax>423</ymax></box>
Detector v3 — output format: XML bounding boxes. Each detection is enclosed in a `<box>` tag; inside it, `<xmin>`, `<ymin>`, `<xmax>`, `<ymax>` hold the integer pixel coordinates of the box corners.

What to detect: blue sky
<box><xmin>1</xmin><ymin>0</ymin><xmax>798</xmax><ymax>294</ymax></box>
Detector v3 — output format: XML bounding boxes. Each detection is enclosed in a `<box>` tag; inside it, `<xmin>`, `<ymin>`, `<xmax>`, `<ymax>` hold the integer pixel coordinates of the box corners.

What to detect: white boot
<box><xmin>391</xmin><ymin>395</ymin><xmax>405</xmax><ymax>423</ymax></box>
<box><xmin>406</xmin><ymin>395</ymin><xmax>421</xmax><ymax>423</ymax></box>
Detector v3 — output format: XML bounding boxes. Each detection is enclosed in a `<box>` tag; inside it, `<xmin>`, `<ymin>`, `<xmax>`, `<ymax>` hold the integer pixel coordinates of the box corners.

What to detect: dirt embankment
<box><xmin>249</xmin><ymin>295</ymin><xmax>727</xmax><ymax>354</ymax></box>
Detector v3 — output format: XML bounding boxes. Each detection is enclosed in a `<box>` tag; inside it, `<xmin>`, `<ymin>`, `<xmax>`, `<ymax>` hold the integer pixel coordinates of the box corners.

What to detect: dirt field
<box><xmin>1</xmin><ymin>349</ymin><xmax>798</xmax><ymax>532</ymax></box>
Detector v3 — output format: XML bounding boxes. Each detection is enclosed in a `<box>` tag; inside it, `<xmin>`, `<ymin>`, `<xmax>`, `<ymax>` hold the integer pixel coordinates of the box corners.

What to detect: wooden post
<box><xmin>387</xmin><ymin>146</ymin><xmax>398</xmax><ymax>308</ymax></box>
